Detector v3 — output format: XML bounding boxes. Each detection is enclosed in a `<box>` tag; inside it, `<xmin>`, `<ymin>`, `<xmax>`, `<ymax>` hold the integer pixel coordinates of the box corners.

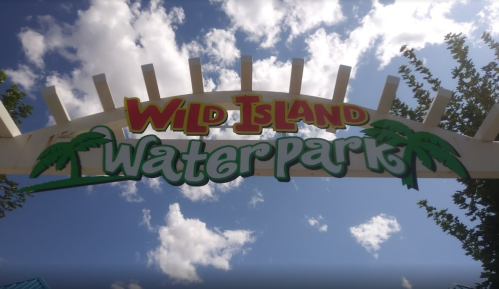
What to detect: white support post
<box><xmin>331</xmin><ymin>65</ymin><xmax>351</xmax><ymax>103</ymax></box>
<box><xmin>93</xmin><ymin>74</ymin><xmax>115</xmax><ymax>111</ymax></box>
<box><xmin>92</xmin><ymin>73</ymin><xmax>126</xmax><ymax>139</ymax></box>
<box><xmin>0</xmin><ymin>101</ymin><xmax>21</xmax><ymax>137</ymax></box>
<box><xmin>241</xmin><ymin>55</ymin><xmax>253</xmax><ymax>91</ymax></box>
<box><xmin>474</xmin><ymin>103</ymin><xmax>499</xmax><ymax>141</ymax></box>
<box><xmin>43</xmin><ymin>86</ymin><xmax>70</xmax><ymax>124</ymax></box>
<box><xmin>376</xmin><ymin>75</ymin><xmax>400</xmax><ymax>115</ymax></box>
<box><xmin>289</xmin><ymin>58</ymin><xmax>304</xmax><ymax>95</ymax></box>
<box><xmin>142</xmin><ymin>64</ymin><xmax>161</xmax><ymax>101</ymax></box>
<box><xmin>423</xmin><ymin>88</ymin><xmax>452</xmax><ymax>127</ymax></box>
<box><xmin>189</xmin><ymin>58</ymin><xmax>204</xmax><ymax>94</ymax></box>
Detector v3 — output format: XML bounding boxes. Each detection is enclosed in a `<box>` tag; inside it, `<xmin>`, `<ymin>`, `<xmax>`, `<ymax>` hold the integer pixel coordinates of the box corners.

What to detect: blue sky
<box><xmin>1</xmin><ymin>0</ymin><xmax>498</xmax><ymax>288</ymax></box>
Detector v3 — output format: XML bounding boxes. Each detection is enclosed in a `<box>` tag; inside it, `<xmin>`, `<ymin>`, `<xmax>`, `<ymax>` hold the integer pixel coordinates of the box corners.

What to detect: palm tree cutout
<box><xmin>361</xmin><ymin>119</ymin><xmax>470</xmax><ymax>190</ymax></box>
<box><xmin>30</xmin><ymin>131</ymin><xmax>110</xmax><ymax>179</ymax></box>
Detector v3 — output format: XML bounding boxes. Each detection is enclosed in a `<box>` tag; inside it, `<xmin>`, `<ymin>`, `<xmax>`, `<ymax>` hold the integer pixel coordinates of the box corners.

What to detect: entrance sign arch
<box><xmin>1</xmin><ymin>56</ymin><xmax>499</xmax><ymax>192</ymax></box>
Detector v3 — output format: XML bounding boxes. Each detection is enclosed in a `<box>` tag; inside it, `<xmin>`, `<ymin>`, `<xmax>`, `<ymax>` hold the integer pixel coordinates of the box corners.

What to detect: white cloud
<box><xmin>478</xmin><ymin>1</ymin><xmax>499</xmax><ymax>36</ymax></box>
<box><xmin>212</xmin><ymin>0</ymin><xmax>285</xmax><ymax>48</ymax></box>
<box><xmin>147</xmin><ymin>203</ymin><xmax>255</xmax><ymax>283</ymax></box>
<box><xmin>140</xmin><ymin>208</ymin><xmax>155</xmax><ymax>232</ymax></box>
<box><xmin>215</xmin><ymin>68</ymin><xmax>240</xmax><ymax>91</ymax></box>
<box><xmin>111</xmin><ymin>181</ymin><xmax>144</xmax><ymax>203</ymax></box>
<box><xmin>283</xmin><ymin>0</ymin><xmax>345</xmax><ymax>43</ymax></box>
<box><xmin>248</xmin><ymin>188</ymin><xmax>264</xmax><ymax>208</ymax></box>
<box><xmin>178</xmin><ymin>177</ymin><xmax>244</xmax><ymax>202</ymax></box>
<box><xmin>212</xmin><ymin>0</ymin><xmax>344</xmax><ymax>48</ymax></box>
<box><xmin>402</xmin><ymin>277</ymin><xmax>412</xmax><ymax>289</ymax></box>
<box><xmin>16</xmin><ymin>0</ymin><xmax>202</xmax><ymax>123</ymax></box>
<box><xmin>143</xmin><ymin>177</ymin><xmax>162</xmax><ymax>193</ymax></box>
<box><xmin>18</xmin><ymin>29</ymin><xmax>46</xmax><ymax>68</ymax></box>
<box><xmin>253</xmin><ymin>56</ymin><xmax>291</xmax><ymax>92</ymax></box>
<box><xmin>204</xmin><ymin>28</ymin><xmax>240</xmax><ymax>66</ymax></box>
<box><xmin>350</xmin><ymin>214</ymin><xmax>401</xmax><ymax>258</ymax></box>
<box><xmin>110</xmin><ymin>281</ymin><xmax>143</xmax><ymax>289</ymax></box>
<box><xmin>2</xmin><ymin>64</ymin><xmax>39</xmax><ymax>93</ymax></box>
<box><xmin>361</xmin><ymin>0</ymin><xmax>476</xmax><ymax>69</ymax></box>
<box><xmin>307</xmin><ymin>215</ymin><xmax>328</xmax><ymax>232</ymax></box>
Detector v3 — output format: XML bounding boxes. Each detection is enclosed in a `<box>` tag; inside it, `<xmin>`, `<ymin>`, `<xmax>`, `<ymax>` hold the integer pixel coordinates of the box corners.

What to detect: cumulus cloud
<box><xmin>248</xmin><ymin>188</ymin><xmax>264</xmax><ymax>208</ymax></box>
<box><xmin>307</xmin><ymin>215</ymin><xmax>328</xmax><ymax>232</ymax></box>
<box><xmin>110</xmin><ymin>281</ymin><xmax>143</xmax><ymax>289</ymax></box>
<box><xmin>212</xmin><ymin>0</ymin><xmax>344</xmax><ymax>48</ymax></box>
<box><xmin>111</xmin><ymin>181</ymin><xmax>143</xmax><ymax>203</ymax></box>
<box><xmin>402</xmin><ymin>277</ymin><xmax>412</xmax><ymax>289</ymax></box>
<box><xmin>18</xmin><ymin>29</ymin><xmax>46</xmax><ymax>68</ymax></box>
<box><xmin>178</xmin><ymin>177</ymin><xmax>244</xmax><ymax>201</ymax></box>
<box><xmin>147</xmin><ymin>203</ymin><xmax>255</xmax><ymax>283</ymax></box>
<box><xmin>140</xmin><ymin>208</ymin><xmax>155</xmax><ymax>232</ymax></box>
<box><xmin>204</xmin><ymin>28</ymin><xmax>240</xmax><ymax>67</ymax></box>
<box><xmin>3</xmin><ymin>64</ymin><xmax>39</xmax><ymax>93</ymax></box>
<box><xmin>15</xmin><ymin>0</ymin><xmax>202</xmax><ymax>123</ymax></box>
<box><xmin>349</xmin><ymin>214</ymin><xmax>401</xmax><ymax>258</ymax></box>
<box><xmin>143</xmin><ymin>177</ymin><xmax>162</xmax><ymax>193</ymax></box>
<box><xmin>478</xmin><ymin>0</ymin><xmax>499</xmax><ymax>36</ymax></box>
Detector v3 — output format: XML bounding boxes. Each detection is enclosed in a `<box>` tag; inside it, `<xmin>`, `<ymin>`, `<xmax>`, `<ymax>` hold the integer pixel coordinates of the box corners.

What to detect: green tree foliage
<box><xmin>391</xmin><ymin>32</ymin><xmax>499</xmax><ymax>288</ymax></box>
<box><xmin>0</xmin><ymin>71</ymin><xmax>34</xmax><ymax>218</ymax></box>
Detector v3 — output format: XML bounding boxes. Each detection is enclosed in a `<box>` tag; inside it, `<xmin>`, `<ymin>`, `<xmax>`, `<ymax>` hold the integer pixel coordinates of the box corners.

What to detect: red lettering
<box><xmin>125</xmin><ymin>97</ymin><xmax>183</xmax><ymax>133</ymax></box>
<box><xmin>273</xmin><ymin>100</ymin><xmax>296</xmax><ymax>132</ymax></box>
<box><xmin>343</xmin><ymin>105</ymin><xmax>369</xmax><ymax>125</ymax></box>
<box><xmin>202</xmin><ymin>105</ymin><xmax>227</xmax><ymax>125</ymax></box>
<box><xmin>314</xmin><ymin>104</ymin><xmax>344</xmax><ymax>128</ymax></box>
<box><xmin>185</xmin><ymin>103</ymin><xmax>208</xmax><ymax>135</ymax></box>
<box><xmin>254</xmin><ymin>103</ymin><xmax>272</xmax><ymax>126</ymax></box>
<box><xmin>172</xmin><ymin>108</ymin><xmax>186</xmax><ymax>131</ymax></box>
<box><xmin>287</xmin><ymin>100</ymin><xmax>315</xmax><ymax>123</ymax></box>
<box><xmin>233</xmin><ymin>95</ymin><xmax>261</xmax><ymax>134</ymax></box>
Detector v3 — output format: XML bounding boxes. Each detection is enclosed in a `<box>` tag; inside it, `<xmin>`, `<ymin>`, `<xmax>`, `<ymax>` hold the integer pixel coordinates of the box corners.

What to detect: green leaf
<box><xmin>71</xmin><ymin>132</ymin><xmax>110</xmax><ymax>152</ymax></box>
<box><xmin>55</xmin><ymin>154</ymin><xmax>71</xmax><ymax>171</ymax></box>
<box><xmin>361</xmin><ymin>127</ymin><xmax>408</xmax><ymax>147</ymax></box>
<box><xmin>30</xmin><ymin>147</ymin><xmax>69</xmax><ymax>178</ymax></box>
<box><xmin>413</xmin><ymin>147</ymin><xmax>436</xmax><ymax>172</ymax></box>
<box><xmin>417</xmin><ymin>141</ymin><xmax>470</xmax><ymax>179</ymax></box>
<box><xmin>414</xmin><ymin>131</ymin><xmax>460</xmax><ymax>156</ymax></box>
<box><xmin>369</xmin><ymin>119</ymin><xmax>415</xmax><ymax>137</ymax></box>
<box><xmin>37</xmin><ymin>142</ymin><xmax>70</xmax><ymax>160</ymax></box>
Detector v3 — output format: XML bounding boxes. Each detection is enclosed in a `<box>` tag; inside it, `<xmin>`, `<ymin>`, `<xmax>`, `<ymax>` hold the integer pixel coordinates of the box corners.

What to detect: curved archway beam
<box><xmin>3</xmin><ymin>58</ymin><xmax>499</xmax><ymax>180</ymax></box>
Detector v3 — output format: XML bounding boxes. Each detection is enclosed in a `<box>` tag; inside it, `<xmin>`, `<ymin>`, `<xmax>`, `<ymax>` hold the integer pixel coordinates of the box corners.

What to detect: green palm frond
<box><xmin>30</xmin><ymin>143</ymin><xmax>72</xmax><ymax>178</ymax></box>
<box><xmin>369</xmin><ymin>119</ymin><xmax>415</xmax><ymax>137</ymax></box>
<box><xmin>37</xmin><ymin>142</ymin><xmax>70</xmax><ymax>160</ymax></box>
<box><xmin>414</xmin><ymin>131</ymin><xmax>460</xmax><ymax>156</ymax></box>
<box><xmin>361</xmin><ymin>127</ymin><xmax>408</xmax><ymax>147</ymax></box>
<box><xmin>413</xmin><ymin>146</ymin><xmax>436</xmax><ymax>172</ymax></box>
<box><xmin>417</xmin><ymin>141</ymin><xmax>469</xmax><ymax>179</ymax></box>
<box><xmin>55</xmin><ymin>154</ymin><xmax>71</xmax><ymax>171</ymax></box>
<box><xmin>70</xmin><ymin>131</ymin><xmax>110</xmax><ymax>152</ymax></box>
